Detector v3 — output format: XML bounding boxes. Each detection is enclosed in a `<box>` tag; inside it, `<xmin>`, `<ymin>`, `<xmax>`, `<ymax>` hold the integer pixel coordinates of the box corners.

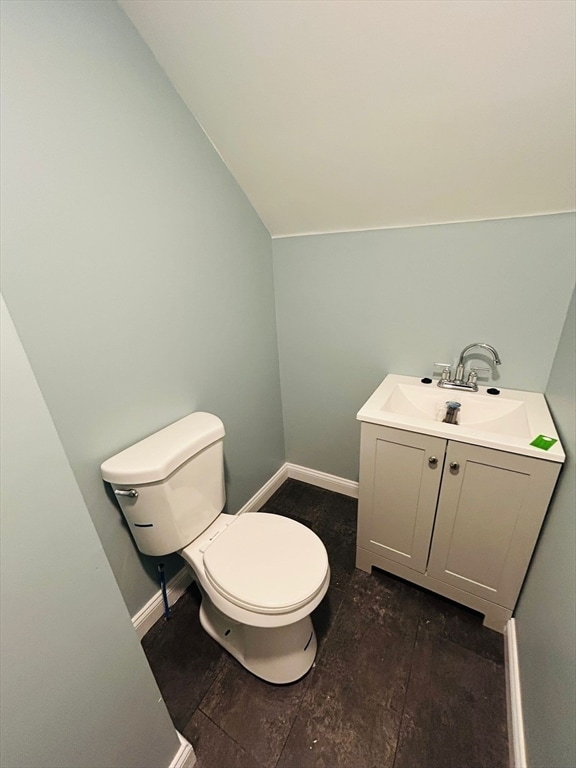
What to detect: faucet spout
<box><xmin>437</xmin><ymin>342</ymin><xmax>502</xmax><ymax>391</ymax></box>
<box><xmin>457</xmin><ymin>342</ymin><xmax>502</xmax><ymax>367</ymax></box>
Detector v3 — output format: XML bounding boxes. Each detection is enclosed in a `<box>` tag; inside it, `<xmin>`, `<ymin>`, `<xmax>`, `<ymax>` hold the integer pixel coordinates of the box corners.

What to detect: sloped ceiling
<box><xmin>120</xmin><ymin>0</ymin><xmax>576</xmax><ymax>238</ymax></box>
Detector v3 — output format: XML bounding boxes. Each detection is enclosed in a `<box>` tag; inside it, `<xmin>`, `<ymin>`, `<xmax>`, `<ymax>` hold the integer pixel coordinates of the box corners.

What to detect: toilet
<box><xmin>100</xmin><ymin>412</ymin><xmax>330</xmax><ymax>684</ymax></box>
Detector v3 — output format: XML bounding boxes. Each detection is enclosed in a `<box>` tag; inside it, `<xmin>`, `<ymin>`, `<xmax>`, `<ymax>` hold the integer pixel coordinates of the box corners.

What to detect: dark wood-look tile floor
<box><xmin>142</xmin><ymin>480</ymin><xmax>508</xmax><ymax>768</ymax></box>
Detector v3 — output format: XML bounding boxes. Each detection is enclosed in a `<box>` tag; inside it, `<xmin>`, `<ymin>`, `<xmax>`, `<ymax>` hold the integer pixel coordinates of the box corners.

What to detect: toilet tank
<box><xmin>100</xmin><ymin>413</ymin><xmax>225</xmax><ymax>556</ymax></box>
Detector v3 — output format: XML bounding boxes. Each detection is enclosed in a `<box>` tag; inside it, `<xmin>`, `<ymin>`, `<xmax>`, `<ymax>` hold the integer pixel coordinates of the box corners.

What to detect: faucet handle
<box><xmin>433</xmin><ymin>362</ymin><xmax>452</xmax><ymax>382</ymax></box>
<box><xmin>467</xmin><ymin>366</ymin><xmax>490</xmax><ymax>384</ymax></box>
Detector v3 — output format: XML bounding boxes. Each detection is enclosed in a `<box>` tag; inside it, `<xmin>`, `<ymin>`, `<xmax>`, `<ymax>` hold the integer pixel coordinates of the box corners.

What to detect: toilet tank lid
<box><xmin>100</xmin><ymin>412</ymin><xmax>224</xmax><ymax>484</ymax></box>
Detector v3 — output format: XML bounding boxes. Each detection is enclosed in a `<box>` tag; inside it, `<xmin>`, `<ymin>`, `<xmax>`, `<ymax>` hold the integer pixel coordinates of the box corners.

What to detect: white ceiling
<box><xmin>120</xmin><ymin>0</ymin><xmax>576</xmax><ymax>238</ymax></box>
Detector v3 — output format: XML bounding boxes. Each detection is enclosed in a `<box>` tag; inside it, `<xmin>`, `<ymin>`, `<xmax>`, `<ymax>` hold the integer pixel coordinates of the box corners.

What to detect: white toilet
<box><xmin>101</xmin><ymin>412</ymin><xmax>330</xmax><ymax>684</ymax></box>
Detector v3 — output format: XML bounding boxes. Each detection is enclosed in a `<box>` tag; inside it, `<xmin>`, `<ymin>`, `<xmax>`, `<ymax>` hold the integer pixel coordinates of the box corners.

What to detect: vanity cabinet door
<box><xmin>357</xmin><ymin>424</ymin><xmax>446</xmax><ymax>574</ymax></box>
<box><xmin>427</xmin><ymin>442</ymin><xmax>561</xmax><ymax>608</ymax></box>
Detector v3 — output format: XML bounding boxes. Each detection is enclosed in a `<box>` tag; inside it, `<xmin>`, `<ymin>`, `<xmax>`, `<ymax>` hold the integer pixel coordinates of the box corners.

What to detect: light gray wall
<box><xmin>515</xmin><ymin>289</ymin><xmax>576</xmax><ymax>768</ymax></box>
<box><xmin>0</xmin><ymin>0</ymin><xmax>284</xmax><ymax>615</ymax></box>
<box><xmin>272</xmin><ymin>215</ymin><xmax>576</xmax><ymax>479</ymax></box>
<box><xmin>0</xmin><ymin>297</ymin><xmax>181</xmax><ymax>768</ymax></box>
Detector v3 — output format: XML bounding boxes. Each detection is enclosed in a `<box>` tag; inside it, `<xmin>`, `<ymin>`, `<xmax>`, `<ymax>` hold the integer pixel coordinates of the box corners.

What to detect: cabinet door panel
<box><xmin>357</xmin><ymin>425</ymin><xmax>445</xmax><ymax>573</ymax></box>
<box><xmin>427</xmin><ymin>442</ymin><xmax>561</xmax><ymax>607</ymax></box>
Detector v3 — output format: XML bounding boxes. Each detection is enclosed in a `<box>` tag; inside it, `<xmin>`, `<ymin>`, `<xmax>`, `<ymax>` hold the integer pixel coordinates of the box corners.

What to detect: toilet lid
<box><xmin>203</xmin><ymin>513</ymin><xmax>329</xmax><ymax>614</ymax></box>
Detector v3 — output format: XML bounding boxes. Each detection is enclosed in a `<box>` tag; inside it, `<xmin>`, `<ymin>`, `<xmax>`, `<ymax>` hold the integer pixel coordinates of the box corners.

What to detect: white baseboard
<box><xmin>229</xmin><ymin>462</ymin><xmax>358</xmax><ymax>514</ymax></box>
<box><xmin>505</xmin><ymin>618</ymin><xmax>527</xmax><ymax>768</ymax></box>
<box><xmin>132</xmin><ymin>567</ymin><xmax>193</xmax><ymax>639</ymax></box>
<box><xmin>235</xmin><ymin>463</ymin><xmax>289</xmax><ymax>515</ymax></box>
<box><xmin>132</xmin><ymin>462</ymin><xmax>357</xmax><ymax>635</ymax></box>
<box><xmin>286</xmin><ymin>462</ymin><xmax>359</xmax><ymax>498</ymax></box>
<box><xmin>169</xmin><ymin>732</ymin><xmax>196</xmax><ymax>768</ymax></box>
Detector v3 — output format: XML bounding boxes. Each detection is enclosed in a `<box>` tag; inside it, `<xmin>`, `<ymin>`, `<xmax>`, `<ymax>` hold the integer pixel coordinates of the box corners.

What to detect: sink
<box><xmin>357</xmin><ymin>374</ymin><xmax>565</xmax><ymax>462</ymax></box>
<box><xmin>382</xmin><ymin>382</ymin><xmax>531</xmax><ymax>437</ymax></box>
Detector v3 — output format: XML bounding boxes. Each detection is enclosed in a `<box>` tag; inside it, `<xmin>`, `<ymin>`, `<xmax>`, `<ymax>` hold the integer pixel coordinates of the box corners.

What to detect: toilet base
<box><xmin>199</xmin><ymin>599</ymin><xmax>318</xmax><ymax>684</ymax></box>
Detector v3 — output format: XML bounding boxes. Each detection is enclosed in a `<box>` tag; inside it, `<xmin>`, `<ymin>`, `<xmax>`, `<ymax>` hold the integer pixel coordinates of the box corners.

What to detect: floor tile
<box><xmin>393</xmin><ymin>626</ymin><xmax>508</xmax><ymax>768</ymax></box>
<box><xmin>141</xmin><ymin>584</ymin><xmax>224</xmax><ymax>732</ymax></box>
<box><xmin>199</xmin><ymin>655</ymin><xmax>308</xmax><ymax>768</ymax></box>
<box><xmin>361</xmin><ymin>566</ymin><xmax>505</xmax><ymax>663</ymax></box>
<box><xmin>183</xmin><ymin>709</ymin><xmax>265</xmax><ymax>768</ymax></box>
<box><xmin>310</xmin><ymin>586</ymin><xmax>345</xmax><ymax>656</ymax></box>
<box><xmin>317</xmin><ymin>582</ymin><xmax>418</xmax><ymax>713</ymax></box>
<box><xmin>259</xmin><ymin>479</ymin><xmax>325</xmax><ymax>525</ymax></box>
<box><xmin>417</xmin><ymin>589</ymin><xmax>505</xmax><ymax>664</ymax></box>
<box><xmin>320</xmin><ymin>528</ymin><xmax>357</xmax><ymax>591</ymax></box>
<box><xmin>275</xmin><ymin>565</ymin><xmax>417</xmax><ymax>768</ymax></box>
<box><xmin>345</xmin><ymin>567</ymin><xmax>423</xmax><ymax>629</ymax></box>
<box><xmin>313</xmin><ymin>491</ymin><xmax>358</xmax><ymax>542</ymax></box>
<box><xmin>276</xmin><ymin>663</ymin><xmax>401</xmax><ymax>768</ymax></box>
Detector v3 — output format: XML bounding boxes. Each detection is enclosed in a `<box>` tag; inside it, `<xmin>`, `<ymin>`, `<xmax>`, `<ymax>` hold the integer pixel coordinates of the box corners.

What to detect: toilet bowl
<box><xmin>182</xmin><ymin>512</ymin><xmax>329</xmax><ymax>682</ymax></box>
<box><xmin>101</xmin><ymin>412</ymin><xmax>329</xmax><ymax>684</ymax></box>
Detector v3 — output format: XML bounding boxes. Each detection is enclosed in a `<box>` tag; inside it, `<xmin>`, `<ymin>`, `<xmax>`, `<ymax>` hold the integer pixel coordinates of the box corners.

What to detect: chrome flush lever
<box><xmin>114</xmin><ymin>488</ymin><xmax>139</xmax><ymax>499</ymax></box>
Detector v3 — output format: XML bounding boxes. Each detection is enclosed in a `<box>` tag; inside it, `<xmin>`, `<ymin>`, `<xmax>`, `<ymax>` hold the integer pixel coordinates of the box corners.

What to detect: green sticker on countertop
<box><xmin>530</xmin><ymin>434</ymin><xmax>558</xmax><ymax>451</ymax></box>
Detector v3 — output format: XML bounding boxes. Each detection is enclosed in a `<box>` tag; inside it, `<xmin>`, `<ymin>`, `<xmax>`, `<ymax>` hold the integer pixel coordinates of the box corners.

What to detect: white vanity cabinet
<box><xmin>356</xmin><ymin>423</ymin><xmax>562</xmax><ymax>631</ymax></box>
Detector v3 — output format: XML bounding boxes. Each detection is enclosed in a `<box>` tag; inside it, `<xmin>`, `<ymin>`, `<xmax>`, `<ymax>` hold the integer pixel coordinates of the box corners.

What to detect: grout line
<box><xmin>272</xmin><ymin>572</ymin><xmax>352</xmax><ymax>767</ymax></box>
<box><xmin>271</xmin><ymin>683</ymin><xmax>309</xmax><ymax>768</ymax></box>
<box><xmin>390</xmin><ymin>608</ymin><xmax>424</xmax><ymax>768</ymax></box>
<box><xmin>272</xmin><ymin>596</ymin><xmax>335</xmax><ymax>768</ymax></box>
<box><xmin>196</xmin><ymin>704</ymin><xmax>269</xmax><ymax>768</ymax></box>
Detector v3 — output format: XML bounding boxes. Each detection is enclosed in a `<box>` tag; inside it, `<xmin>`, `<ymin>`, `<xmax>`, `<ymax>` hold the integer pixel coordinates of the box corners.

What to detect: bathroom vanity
<box><xmin>356</xmin><ymin>375</ymin><xmax>565</xmax><ymax>632</ymax></box>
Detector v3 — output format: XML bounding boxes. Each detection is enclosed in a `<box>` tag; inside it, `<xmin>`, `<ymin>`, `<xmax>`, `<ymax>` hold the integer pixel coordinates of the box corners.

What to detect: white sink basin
<box><xmin>357</xmin><ymin>374</ymin><xmax>565</xmax><ymax>462</ymax></box>
<box><xmin>382</xmin><ymin>382</ymin><xmax>531</xmax><ymax>437</ymax></box>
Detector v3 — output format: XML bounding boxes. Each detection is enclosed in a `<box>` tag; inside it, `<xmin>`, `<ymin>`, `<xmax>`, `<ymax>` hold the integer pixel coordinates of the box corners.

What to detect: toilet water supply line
<box><xmin>157</xmin><ymin>563</ymin><xmax>171</xmax><ymax>620</ymax></box>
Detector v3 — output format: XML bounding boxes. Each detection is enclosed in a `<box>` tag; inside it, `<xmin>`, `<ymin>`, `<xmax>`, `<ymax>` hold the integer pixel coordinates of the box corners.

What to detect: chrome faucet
<box><xmin>434</xmin><ymin>342</ymin><xmax>502</xmax><ymax>392</ymax></box>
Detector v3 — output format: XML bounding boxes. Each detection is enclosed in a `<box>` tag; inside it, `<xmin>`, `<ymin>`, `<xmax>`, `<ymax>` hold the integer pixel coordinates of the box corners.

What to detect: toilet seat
<box><xmin>203</xmin><ymin>513</ymin><xmax>329</xmax><ymax>615</ymax></box>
